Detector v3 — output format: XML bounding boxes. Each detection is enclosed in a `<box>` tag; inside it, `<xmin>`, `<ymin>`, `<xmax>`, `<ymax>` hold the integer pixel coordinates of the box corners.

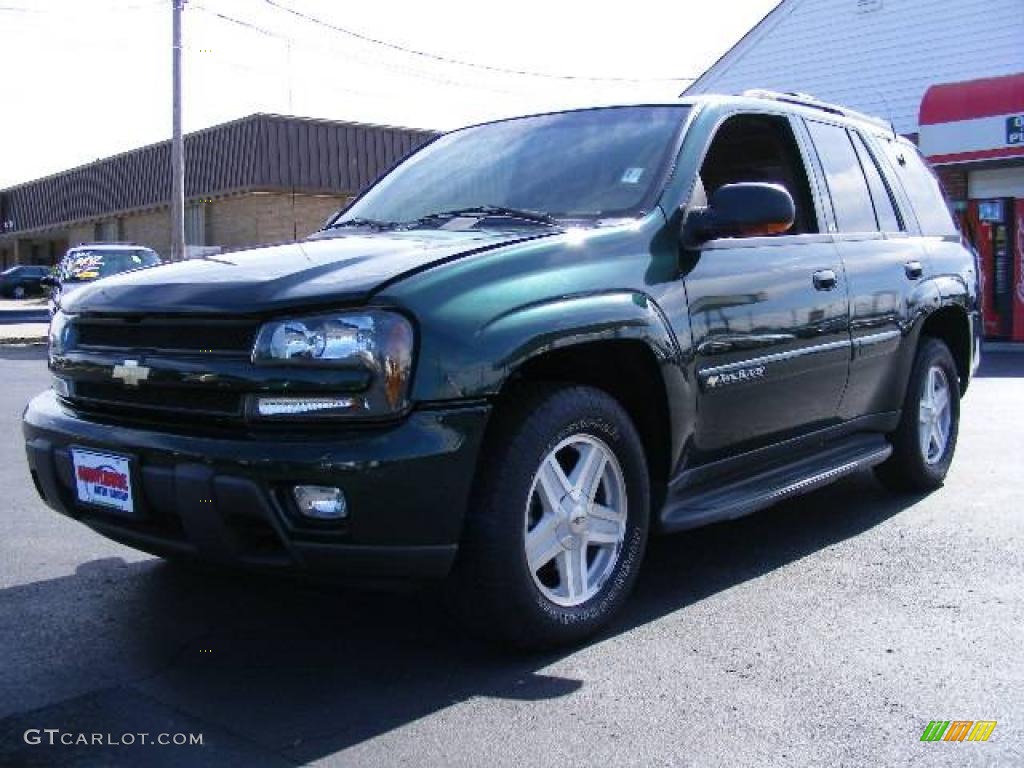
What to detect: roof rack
<box><xmin>740</xmin><ymin>89</ymin><xmax>892</xmax><ymax>130</ymax></box>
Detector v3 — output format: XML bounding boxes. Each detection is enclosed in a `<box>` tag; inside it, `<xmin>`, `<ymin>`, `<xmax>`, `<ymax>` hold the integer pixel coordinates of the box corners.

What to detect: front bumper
<box><xmin>23</xmin><ymin>390</ymin><xmax>490</xmax><ymax>579</ymax></box>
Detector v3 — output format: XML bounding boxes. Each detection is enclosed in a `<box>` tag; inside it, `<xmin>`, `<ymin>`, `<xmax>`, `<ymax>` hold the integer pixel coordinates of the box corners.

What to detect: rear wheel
<box><xmin>875</xmin><ymin>338</ymin><xmax>960</xmax><ymax>492</ymax></box>
<box><xmin>450</xmin><ymin>384</ymin><xmax>650</xmax><ymax>649</ymax></box>
<box><xmin>12</xmin><ymin>285</ymin><xmax>25</xmax><ymax>299</ymax></box>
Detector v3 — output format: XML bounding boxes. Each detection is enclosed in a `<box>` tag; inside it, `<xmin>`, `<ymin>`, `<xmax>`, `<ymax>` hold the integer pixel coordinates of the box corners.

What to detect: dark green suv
<box><xmin>23</xmin><ymin>93</ymin><xmax>980</xmax><ymax>648</ymax></box>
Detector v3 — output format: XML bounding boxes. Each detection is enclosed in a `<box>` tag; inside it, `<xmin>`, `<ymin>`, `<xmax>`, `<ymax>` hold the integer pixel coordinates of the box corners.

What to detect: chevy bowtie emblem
<box><xmin>112</xmin><ymin>359</ymin><xmax>150</xmax><ymax>387</ymax></box>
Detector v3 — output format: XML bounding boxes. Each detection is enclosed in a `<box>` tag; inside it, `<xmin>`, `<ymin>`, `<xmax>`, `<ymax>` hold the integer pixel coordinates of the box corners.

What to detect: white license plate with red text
<box><xmin>71</xmin><ymin>448</ymin><xmax>135</xmax><ymax>515</ymax></box>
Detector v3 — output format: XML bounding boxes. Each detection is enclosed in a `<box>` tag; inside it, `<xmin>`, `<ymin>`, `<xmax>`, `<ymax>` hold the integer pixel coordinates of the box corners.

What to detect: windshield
<box><xmin>335</xmin><ymin>106</ymin><xmax>689</xmax><ymax>226</ymax></box>
<box><xmin>61</xmin><ymin>249</ymin><xmax>162</xmax><ymax>282</ymax></box>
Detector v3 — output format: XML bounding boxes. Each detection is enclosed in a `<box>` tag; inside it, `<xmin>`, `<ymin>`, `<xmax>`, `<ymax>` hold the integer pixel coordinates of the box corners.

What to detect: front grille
<box><xmin>73</xmin><ymin>381</ymin><xmax>243</xmax><ymax>417</ymax></box>
<box><xmin>75</xmin><ymin>317</ymin><xmax>259</xmax><ymax>355</ymax></box>
<box><xmin>65</xmin><ymin>316</ymin><xmax>259</xmax><ymax>421</ymax></box>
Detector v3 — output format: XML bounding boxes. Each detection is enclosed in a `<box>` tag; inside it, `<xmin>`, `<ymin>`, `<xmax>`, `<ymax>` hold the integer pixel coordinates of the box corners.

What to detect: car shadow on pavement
<box><xmin>0</xmin><ymin>470</ymin><xmax>921</xmax><ymax>766</ymax></box>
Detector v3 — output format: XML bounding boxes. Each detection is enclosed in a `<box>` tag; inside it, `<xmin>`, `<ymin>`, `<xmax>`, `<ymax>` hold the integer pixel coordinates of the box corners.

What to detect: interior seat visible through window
<box><xmin>698</xmin><ymin>114</ymin><xmax>818</xmax><ymax>235</ymax></box>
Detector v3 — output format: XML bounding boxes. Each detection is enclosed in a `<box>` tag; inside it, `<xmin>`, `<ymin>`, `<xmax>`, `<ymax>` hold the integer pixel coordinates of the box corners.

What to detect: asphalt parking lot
<box><xmin>0</xmin><ymin>345</ymin><xmax>1021</xmax><ymax>767</ymax></box>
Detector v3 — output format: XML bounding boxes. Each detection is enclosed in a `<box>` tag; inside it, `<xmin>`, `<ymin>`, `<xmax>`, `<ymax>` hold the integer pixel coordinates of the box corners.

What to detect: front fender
<box><xmin>411</xmin><ymin>290</ymin><xmax>683</xmax><ymax>400</ymax></box>
<box><xmin>418</xmin><ymin>289</ymin><xmax>692</xmax><ymax>477</ymax></box>
<box><xmin>482</xmin><ymin>290</ymin><xmax>682</xmax><ymax>384</ymax></box>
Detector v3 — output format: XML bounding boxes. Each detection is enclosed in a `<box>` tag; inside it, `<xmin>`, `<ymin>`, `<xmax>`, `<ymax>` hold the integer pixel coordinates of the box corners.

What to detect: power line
<box><xmin>191</xmin><ymin>5</ymin><xmax>548</xmax><ymax>98</ymax></box>
<box><xmin>192</xmin><ymin>4</ymin><xmax>283</xmax><ymax>38</ymax></box>
<box><xmin>261</xmin><ymin>0</ymin><xmax>696</xmax><ymax>83</ymax></box>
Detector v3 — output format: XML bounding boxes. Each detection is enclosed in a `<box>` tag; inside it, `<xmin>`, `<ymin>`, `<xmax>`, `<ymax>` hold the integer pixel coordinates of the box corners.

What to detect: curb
<box><xmin>0</xmin><ymin>336</ymin><xmax>47</xmax><ymax>347</ymax></box>
<box><xmin>982</xmin><ymin>342</ymin><xmax>1024</xmax><ymax>353</ymax></box>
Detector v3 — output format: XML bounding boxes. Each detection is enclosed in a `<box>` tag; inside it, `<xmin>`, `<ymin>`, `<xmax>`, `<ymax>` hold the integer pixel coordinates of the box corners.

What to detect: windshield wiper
<box><xmin>329</xmin><ymin>217</ymin><xmax>399</xmax><ymax>230</ymax></box>
<box><xmin>412</xmin><ymin>206</ymin><xmax>561</xmax><ymax>227</ymax></box>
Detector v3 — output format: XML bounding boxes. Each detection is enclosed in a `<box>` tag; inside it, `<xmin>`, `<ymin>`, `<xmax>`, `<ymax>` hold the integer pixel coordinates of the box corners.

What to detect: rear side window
<box><xmin>851</xmin><ymin>132</ymin><xmax>902</xmax><ymax>232</ymax></box>
<box><xmin>806</xmin><ymin>120</ymin><xmax>877</xmax><ymax>233</ymax></box>
<box><xmin>877</xmin><ymin>140</ymin><xmax>958</xmax><ymax>236</ymax></box>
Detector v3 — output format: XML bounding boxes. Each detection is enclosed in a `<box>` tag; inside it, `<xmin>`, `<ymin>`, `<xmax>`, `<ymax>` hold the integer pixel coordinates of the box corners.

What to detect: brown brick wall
<box><xmin>4</xmin><ymin>192</ymin><xmax>351</xmax><ymax>265</ymax></box>
<box><xmin>121</xmin><ymin>210</ymin><xmax>172</xmax><ymax>259</ymax></box>
<box><xmin>66</xmin><ymin>223</ymin><xmax>94</xmax><ymax>249</ymax></box>
<box><xmin>936</xmin><ymin>167</ymin><xmax>968</xmax><ymax>202</ymax></box>
<box><xmin>207</xmin><ymin>192</ymin><xmax>349</xmax><ymax>252</ymax></box>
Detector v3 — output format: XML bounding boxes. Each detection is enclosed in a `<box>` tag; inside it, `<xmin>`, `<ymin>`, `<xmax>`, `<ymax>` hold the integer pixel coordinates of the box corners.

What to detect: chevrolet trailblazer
<box><xmin>24</xmin><ymin>92</ymin><xmax>980</xmax><ymax>648</ymax></box>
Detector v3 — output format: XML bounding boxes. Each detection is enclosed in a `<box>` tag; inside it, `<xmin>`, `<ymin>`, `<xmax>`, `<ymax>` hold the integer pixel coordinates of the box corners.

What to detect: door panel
<box><xmin>685</xmin><ymin>234</ymin><xmax>850</xmax><ymax>458</ymax></box>
<box><xmin>835</xmin><ymin>233</ymin><xmax>926</xmax><ymax>418</ymax></box>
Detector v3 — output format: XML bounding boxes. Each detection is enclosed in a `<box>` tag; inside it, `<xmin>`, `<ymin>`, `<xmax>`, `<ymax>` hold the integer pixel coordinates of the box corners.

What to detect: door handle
<box><xmin>904</xmin><ymin>260</ymin><xmax>923</xmax><ymax>280</ymax></box>
<box><xmin>812</xmin><ymin>269</ymin><xmax>837</xmax><ymax>291</ymax></box>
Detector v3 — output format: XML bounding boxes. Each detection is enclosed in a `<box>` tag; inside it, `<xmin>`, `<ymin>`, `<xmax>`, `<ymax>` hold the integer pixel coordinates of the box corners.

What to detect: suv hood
<box><xmin>61</xmin><ymin>229</ymin><xmax>552</xmax><ymax>315</ymax></box>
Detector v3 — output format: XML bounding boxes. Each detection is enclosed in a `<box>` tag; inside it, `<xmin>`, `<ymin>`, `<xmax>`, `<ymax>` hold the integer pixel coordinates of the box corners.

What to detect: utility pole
<box><xmin>170</xmin><ymin>0</ymin><xmax>185</xmax><ymax>261</ymax></box>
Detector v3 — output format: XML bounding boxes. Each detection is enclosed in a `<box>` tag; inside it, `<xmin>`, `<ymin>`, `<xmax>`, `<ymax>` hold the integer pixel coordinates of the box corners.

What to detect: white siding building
<box><xmin>684</xmin><ymin>0</ymin><xmax>1024</xmax><ymax>137</ymax></box>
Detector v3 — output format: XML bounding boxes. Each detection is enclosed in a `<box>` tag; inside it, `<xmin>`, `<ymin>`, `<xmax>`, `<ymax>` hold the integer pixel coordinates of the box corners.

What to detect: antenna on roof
<box><xmin>865</xmin><ymin>87</ymin><xmax>899</xmax><ymax>141</ymax></box>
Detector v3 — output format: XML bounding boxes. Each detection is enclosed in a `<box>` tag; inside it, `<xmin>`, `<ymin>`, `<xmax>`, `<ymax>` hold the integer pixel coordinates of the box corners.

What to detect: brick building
<box><xmin>0</xmin><ymin>113</ymin><xmax>436</xmax><ymax>268</ymax></box>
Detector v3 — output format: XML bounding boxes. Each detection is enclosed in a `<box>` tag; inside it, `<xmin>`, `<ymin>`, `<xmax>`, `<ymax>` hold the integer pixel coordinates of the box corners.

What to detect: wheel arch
<box><xmin>918</xmin><ymin>302</ymin><xmax>972</xmax><ymax>395</ymax></box>
<box><xmin>482</xmin><ymin>292</ymin><xmax>690</xmax><ymax>512</ymax></box>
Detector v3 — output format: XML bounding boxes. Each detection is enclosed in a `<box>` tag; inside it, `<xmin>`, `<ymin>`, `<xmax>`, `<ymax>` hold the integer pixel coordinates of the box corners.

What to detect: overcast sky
<box><xmin>0</xmin><ymin>0</ymin><xmax>779</xmax><ymax>188</ymax></box>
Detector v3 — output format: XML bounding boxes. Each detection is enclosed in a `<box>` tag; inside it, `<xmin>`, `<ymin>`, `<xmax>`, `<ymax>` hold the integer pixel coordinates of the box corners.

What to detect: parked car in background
<box><xmin>0</xmin><ymin>265</ymin><xmax>51</xmax><ymax>299</ymax></box>
<box><xmin>24</xmin><ymin>93</ymin><xmax>979</xmax><ymax>649</ymax></box>
<box><xmin>45</xmin><ymin>244</ymin><xmax>162</xmax><ymax>313</ymax></box>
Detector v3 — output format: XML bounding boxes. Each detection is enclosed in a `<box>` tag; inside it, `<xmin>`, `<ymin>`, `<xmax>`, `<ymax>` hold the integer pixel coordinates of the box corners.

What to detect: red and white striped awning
<box><xmin>919</xmin><ymin>72</ymin><xmax>1024</xmax><ymax>166</ymax></box>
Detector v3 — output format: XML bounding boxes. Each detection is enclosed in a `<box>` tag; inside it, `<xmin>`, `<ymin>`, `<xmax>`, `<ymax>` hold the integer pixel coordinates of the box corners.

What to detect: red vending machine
<box><xmin>969</xmin><ymin>198</ymin><xmax>1024</xmax><ymax>341</ymax></box>
<box><xmin>1016</xmin><ymin>199</ymin><xmax>1024</xmax><ymax>342</ymax></box>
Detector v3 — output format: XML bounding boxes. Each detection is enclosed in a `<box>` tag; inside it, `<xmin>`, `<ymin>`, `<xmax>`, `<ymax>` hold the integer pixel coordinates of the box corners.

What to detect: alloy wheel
<box><xmin>919</xmin><ymin>364</ymin><xmax>952</xmax><ymax>465</ymax></box>
<box><xmin>523</xmin><ymin>434</ymin><xmax>628</xmax><ymax>607</ymax></box>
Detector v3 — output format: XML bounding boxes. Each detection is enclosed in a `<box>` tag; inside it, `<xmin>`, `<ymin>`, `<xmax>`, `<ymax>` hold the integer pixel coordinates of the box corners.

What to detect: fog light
<box><xmin>293</xmin><ymin>485</ymin><xmax>348</xmax><ymax>520</ymax></box>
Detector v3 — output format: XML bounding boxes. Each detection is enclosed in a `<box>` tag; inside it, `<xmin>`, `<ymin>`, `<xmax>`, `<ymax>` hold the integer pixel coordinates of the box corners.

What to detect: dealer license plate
<box><xmin>70</xmin><ymin>448</ymin><xmax>135</xmax><ymax>515</ymax></box>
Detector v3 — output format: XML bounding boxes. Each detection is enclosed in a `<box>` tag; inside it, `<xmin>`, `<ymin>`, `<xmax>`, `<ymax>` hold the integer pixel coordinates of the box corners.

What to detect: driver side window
<box><xmin>698</xmin><ymin>114</ymin><xmax>819</xmax><ymax>235</ymax></box>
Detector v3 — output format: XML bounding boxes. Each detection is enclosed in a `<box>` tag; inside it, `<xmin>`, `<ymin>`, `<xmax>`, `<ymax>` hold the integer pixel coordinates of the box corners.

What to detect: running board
<box><xmin>659</xmin><ymin>434</ymin><xmax>892</xmax><ymax>533</ymax></box>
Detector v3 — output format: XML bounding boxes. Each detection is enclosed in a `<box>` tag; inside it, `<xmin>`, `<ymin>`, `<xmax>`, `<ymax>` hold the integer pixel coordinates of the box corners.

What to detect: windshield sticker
<box><xmin>66</xmin><ymin>254</ymin><xmax>103</xmax><ymax>278</ymax></box>
<box><xmin>620</xmin><ymin>167</ymin><xmax>644</xmax><ymax>184</ymax></box>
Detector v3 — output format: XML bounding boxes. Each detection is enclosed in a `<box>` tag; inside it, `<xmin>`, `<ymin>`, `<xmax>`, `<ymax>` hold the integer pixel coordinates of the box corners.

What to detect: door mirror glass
<box><xmin>683</xmin><ymin>182</ymin><xmax>795</xmax><ymax>245</ymax></box>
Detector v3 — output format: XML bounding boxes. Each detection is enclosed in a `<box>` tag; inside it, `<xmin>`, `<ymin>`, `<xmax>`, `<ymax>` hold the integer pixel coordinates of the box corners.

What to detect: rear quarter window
<box><xmin>805</xmin><ymin>120</ymin><xmax>878</xmax><ymax>233</ymax></box>
<box><xmin>877</xmin><ymin>140</ymin><xmax>958</xmax><ymax>237</ymax></box>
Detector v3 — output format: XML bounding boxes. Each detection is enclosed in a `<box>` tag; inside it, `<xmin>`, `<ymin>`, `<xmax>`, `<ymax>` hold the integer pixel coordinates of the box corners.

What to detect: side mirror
<box><xmin>682</xmin><ymin>182</ymin><xmax>795</xmax><ymax>246</ymax></box>
<box><xmin>39</xmin><ymin>275</ymin><xmax>57</xmax><ymax>288</ymax></box>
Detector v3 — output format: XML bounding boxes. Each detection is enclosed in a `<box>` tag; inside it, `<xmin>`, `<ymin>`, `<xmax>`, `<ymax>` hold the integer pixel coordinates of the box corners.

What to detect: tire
<box><xmin>875</xmin><ymin>337</ymin><xmax>960</xmax><ymax>493</ymax></box>
<box><xmin>12</xmin><ymin>285</ymin><xmax>25</xmax><ymax>299</ymax></box>
<box><xmin>449</xmin><ymin>384</ymin><xmax>650</xmax><ymax>650</ymax></box>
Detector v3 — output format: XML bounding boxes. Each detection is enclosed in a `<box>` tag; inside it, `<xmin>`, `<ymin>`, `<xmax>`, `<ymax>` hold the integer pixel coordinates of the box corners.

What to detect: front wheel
<box><xmin>450</xmin><ymin>384</ymin><xmax>650</xmax><ymax>649</ymax></box>
<box><xmin>875</xmin><ymin>338</ymin><xmax>960</xmax><ymax>493</ymax></box>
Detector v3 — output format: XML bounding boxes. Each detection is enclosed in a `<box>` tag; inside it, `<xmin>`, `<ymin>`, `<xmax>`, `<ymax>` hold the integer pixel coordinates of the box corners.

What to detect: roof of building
<box><xmin>0</xmin><ymin>113</ymin><xmax>437</xmax><ymax>236</ymax></box>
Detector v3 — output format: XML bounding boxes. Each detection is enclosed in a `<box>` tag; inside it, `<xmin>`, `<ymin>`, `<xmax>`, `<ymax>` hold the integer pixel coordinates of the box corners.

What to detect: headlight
<box><xmin>251</xmin><ymin>310</ymin><xmax>414</xmax><ymax>419</ymax></box>
<box><xmin>48</xmin><ymin>311</ymin><xmax>75</xmax><ymax>357</ymax></box>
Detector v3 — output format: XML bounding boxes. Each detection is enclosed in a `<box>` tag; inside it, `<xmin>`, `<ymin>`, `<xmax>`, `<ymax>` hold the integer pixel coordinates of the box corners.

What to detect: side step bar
<box><xmin>659</xmin><ymin>434</ymin><xmax>892</xmax><ymax>533</ymax></box>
